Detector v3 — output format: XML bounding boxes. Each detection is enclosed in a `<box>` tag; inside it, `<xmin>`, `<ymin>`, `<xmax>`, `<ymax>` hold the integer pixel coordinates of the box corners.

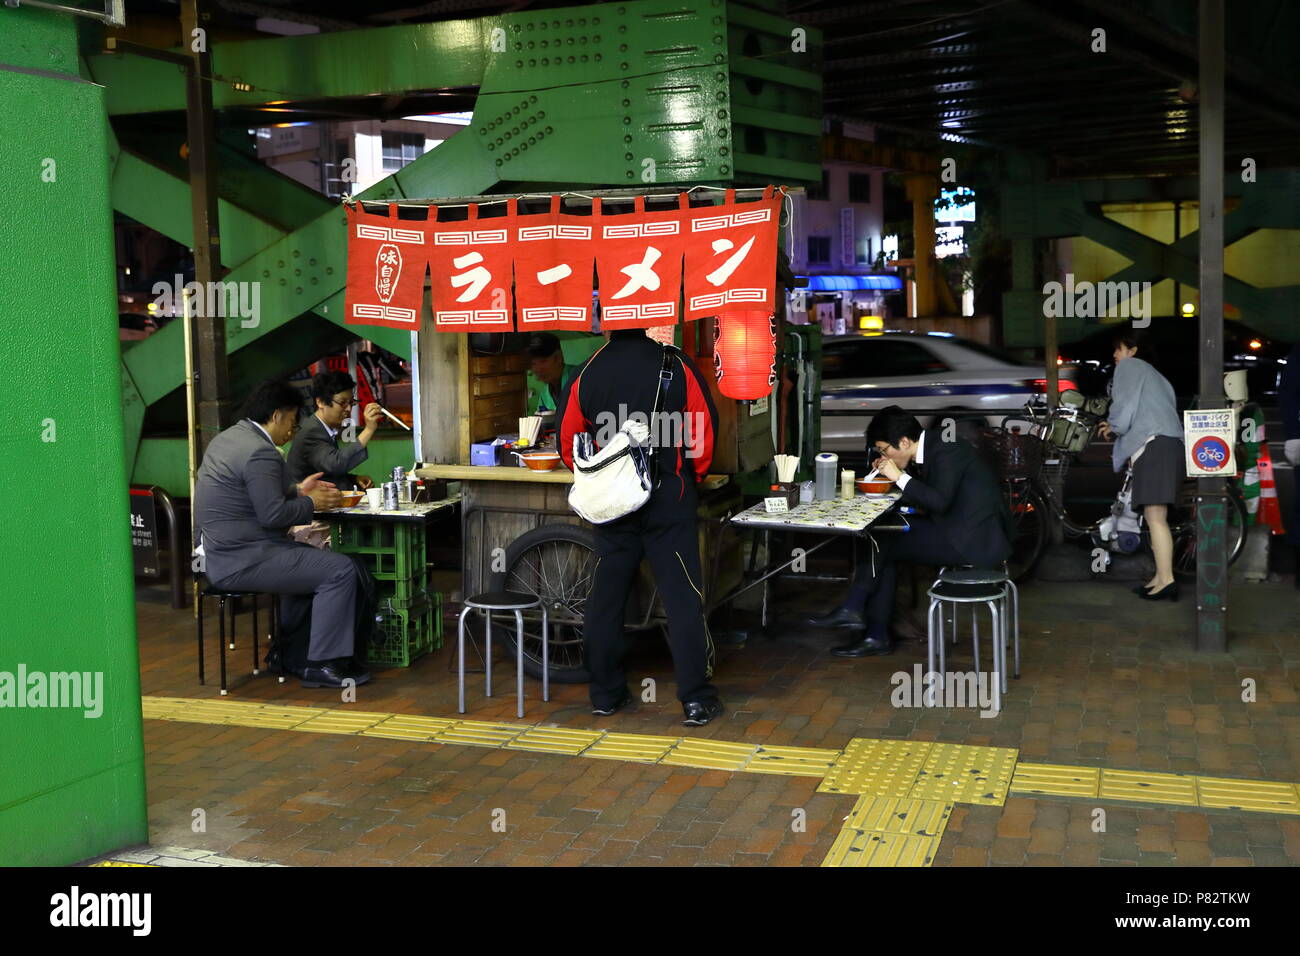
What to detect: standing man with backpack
<box><xmin>559</xmin><ymin>329</ymin><xmax>723</xmax><ymax>725</ymax></box>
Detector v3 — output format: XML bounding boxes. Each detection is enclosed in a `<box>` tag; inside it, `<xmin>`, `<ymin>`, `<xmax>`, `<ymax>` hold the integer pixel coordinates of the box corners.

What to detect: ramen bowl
<box><xmin>518</xmin><ymin>451</ymin><xmax>561</xmax><ymax>472</ymax></box>
<box><xmin>338</xmin><ymin>491</ymin><xmax>365</xmax><ymax>508</ymax></box>
<box><xmin>856</xmin><ymin>477</ymin><xmax>894</xmax><ymax>495</ymax></box>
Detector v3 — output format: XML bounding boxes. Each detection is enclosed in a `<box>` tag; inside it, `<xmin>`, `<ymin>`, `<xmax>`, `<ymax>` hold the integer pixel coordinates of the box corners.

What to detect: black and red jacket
<box><xmin>560</xmin><ymin>331</ymin><xmax>718</xmax><ymax>496</ymax></box>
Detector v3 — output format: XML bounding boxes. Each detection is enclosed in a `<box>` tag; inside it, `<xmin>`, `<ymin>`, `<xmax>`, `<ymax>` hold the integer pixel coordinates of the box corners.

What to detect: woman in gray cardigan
<box><xmin>1098</xmin><ymin>329</ymin><xmax>1185</xmax><ymax>601</ymax></box>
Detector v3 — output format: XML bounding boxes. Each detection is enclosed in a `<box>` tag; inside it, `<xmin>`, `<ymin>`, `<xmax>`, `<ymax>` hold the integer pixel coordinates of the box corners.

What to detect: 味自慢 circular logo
<box><xmin>1192</xmin><ymin>435</ymin><xmax>1230</xmax><ymax>471</ymax></box>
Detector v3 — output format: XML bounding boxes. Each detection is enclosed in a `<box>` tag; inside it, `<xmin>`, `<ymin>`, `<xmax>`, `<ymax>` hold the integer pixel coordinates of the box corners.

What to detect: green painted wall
<box><xmin>0</xmin><ymin>12</ymin><xmax>148</xmax><ymax>865</ymax></box>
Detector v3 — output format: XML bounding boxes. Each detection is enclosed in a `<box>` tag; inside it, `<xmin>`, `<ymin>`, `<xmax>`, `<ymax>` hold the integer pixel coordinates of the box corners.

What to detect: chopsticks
<box><xmin>518</xmin><ymin>416</ymin><xmax>542</xmax><ymax>445</ymax></box>
<box><xmin>773</xmin><ymin>454</ymin><xmax>799</xmax><ymax>483</ymax></box>
<box><xmin>376</xmin><ymin>404</ymin><xmax>412</xmax><ymax>431</ymax></box>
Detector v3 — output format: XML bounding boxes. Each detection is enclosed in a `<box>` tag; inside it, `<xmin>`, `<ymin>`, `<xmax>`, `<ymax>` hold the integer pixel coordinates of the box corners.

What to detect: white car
<box><xmin>820</xmin><ymin>331</ymin><xmax>1072</xmax><ymax>452</ymax></box>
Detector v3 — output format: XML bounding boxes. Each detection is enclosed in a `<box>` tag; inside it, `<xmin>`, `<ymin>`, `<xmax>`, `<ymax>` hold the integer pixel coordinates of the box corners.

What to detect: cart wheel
<box><xmin>491</xmin><ymin>524</ymin><xmax>606</xmax><ymax>684</ymax></box>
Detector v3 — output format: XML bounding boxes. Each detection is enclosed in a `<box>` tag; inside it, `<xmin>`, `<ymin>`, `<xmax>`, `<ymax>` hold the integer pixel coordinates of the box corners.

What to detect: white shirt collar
<box><xmin>315</xmin><ymin>412</ymin><xmax>339</xmax><ymax>439</ymax></box>
<box><xmin>914</xmin><ymin>430</ymin><xmax>926</xmax><ymax>465</ymax></box>
<box><xmin>247</xmin><ymin>419</ymin><xmax>276</xmax><ymax>446</ymax></box>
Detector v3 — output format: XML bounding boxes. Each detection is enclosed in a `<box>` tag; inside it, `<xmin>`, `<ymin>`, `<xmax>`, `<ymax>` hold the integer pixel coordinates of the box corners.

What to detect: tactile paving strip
<box><xmin>295</xmin><ymin>711</ymin><xmax>392</xmax><ymax>734</ymax></box>
<box><xmin>748</xmin><ymin>744</ymin><xmax>842</xmax><ymax>777</ymax></box>
<box><xmin>431</xmin><ymin>720</ymin><xmax>528</xmax><ymax>748</ymax></box>
<box><xmin>909</xmin><ymin>742</ymin><xmax>1018</xmax><ymax>805</ymax></box>
<box><xmin>818</xmin><ymin>738</ymin><xmax>933</xmax><ymax>796</ymax></box>
<box><xmin>821</xmin><ymin>829</ymin><xmax>941</xmax><ymax>867</ymax></box>
<box><xmin>362</xmin><ymin>714</ymin><xmax>459</xmax><ymax>741</ymax></box>
<box><xmin>844</xmin><ymin>796</ymin><xmax>953</xmax><ymax>838</ymax></box>
<box><xmin>142</xmin><ymin>696</ymin><xmax>325</xmax><ymax>729</ymax></box>
<box><xmin>1098</xmin><ymin>768</ymin><xmax>1198</xmax><ymax>806</ymax></box>
<box><xmin>582</xmin><ymin>732</ymin><xmax>680</xmax><ymax>763</ymax></box>
<box><xmin>90</xmin><ymin>861</ymin><xmax>156</xmax><ymax>867</ymax></box>
<box><xmin>506</xmin><ymin>726</ymin><xmax>606</xmax><ymax>756</ymax></box>
<box><xmin>1010</xmin><ymin>762</ymin><xmax>1101</xmax><ymax>798</ymax></box>
<box><xmin>660</xmin><ymin>738</ymin><xmax>759</xmax><ymax>772</ymax></box>
<box><xmin>1196</xmin><ymin>776</ymin><xmax>1300</xmax><ymax>814</ymax></box>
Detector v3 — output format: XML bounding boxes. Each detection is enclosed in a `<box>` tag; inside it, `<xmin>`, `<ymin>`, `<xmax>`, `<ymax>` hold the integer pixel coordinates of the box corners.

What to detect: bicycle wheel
<box><xmin>1004</xmin><ymin>480</ymin><xmax>1047</xmax><ymax>583</ymax></box>
<box><xmin>1171</xmin><ymin>482</ymin><xmax>1249</xmax><ymax>580</ymax></box>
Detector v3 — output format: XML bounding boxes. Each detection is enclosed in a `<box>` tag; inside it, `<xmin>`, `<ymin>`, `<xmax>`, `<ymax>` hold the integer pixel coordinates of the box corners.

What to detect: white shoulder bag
<box><xmin>568</xmin><ymin>346</ymin><xmax>674</xmax><ymax>524</ymax></box>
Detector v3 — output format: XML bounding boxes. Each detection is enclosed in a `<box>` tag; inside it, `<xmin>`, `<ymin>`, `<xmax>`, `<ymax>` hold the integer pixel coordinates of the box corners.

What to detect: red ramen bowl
<box><xmin>855</xmin><ymin>477</ymin><xmax>894</xmax><ymax>495</ymax></box>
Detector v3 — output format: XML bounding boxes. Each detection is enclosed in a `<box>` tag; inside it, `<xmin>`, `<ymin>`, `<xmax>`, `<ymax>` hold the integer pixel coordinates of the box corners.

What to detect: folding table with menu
<box><xmin>721</xmin><ymin>492</ymin><xmax>907</xmax><ymax>630</ymax></box>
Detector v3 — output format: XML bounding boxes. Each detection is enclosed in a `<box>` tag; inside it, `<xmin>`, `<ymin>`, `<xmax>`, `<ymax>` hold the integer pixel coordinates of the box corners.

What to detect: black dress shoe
<box><xmin>591</xmin><ymin>692</ymin><xmax>633</xmax><ymax>717</ymax></box>
<box><xmin>830</xmin><ymin>635</ymin><xmax>895</xmax><ymax>658</ymax></box>
<box><xmin>1138</xmin><ymin>581</ymin><xmax>1179</xmax><ymax>602</ymax></box>
<box><xmin>806</xmin><ymin>607</ymin><xmax>867</xmax><ymax>629</ymax></box>
<box><xmin>301</xmin><ymin>661</ymin><xmax>371</xmax><ymax>688</ymax></box>
<box><xmin>682</xmin><ymin>699</ymin><xmax>724</xmax><ymax>726</ymax></box>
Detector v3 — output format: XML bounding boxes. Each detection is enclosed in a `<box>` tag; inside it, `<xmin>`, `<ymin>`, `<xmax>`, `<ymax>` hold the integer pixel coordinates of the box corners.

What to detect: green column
<box><xmin>0</xmin><ymin>12</ymin><xmax>148</xmax><ymax>864</ymax></box>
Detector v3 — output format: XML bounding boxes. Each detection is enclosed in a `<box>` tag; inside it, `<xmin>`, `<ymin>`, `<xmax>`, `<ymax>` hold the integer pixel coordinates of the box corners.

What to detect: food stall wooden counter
<box><xmin>415</xmin><ymin>463</ymin><xmax>736</xmax><ymax>606</ymax></box>
<box><xmin>415</xmin><ymin>464</ymin><xmax>580</xmax><ymax>600</ymax></box>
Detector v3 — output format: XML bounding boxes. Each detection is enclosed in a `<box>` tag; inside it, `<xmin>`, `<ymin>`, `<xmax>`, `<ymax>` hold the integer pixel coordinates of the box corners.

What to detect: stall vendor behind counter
<box><xmin>525</xmin><ymin>332</ymin><xmax>589</xmax><ymax>416</ymax></box>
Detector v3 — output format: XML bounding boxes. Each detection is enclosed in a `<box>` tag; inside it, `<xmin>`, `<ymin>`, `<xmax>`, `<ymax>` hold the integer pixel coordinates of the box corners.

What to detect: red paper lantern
<box><xmin>714</xmin><ymin>310</ymin><xmax>776</xmax><ymax>400</ymax></box>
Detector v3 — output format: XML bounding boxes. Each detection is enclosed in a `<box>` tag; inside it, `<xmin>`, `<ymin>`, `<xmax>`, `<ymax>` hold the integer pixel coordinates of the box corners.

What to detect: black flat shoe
<box><xmin>806</xmin><ymin>607</ymin><xmax>867</xmax><ymax>629</ymax></box>
<box><xmin>683</xmin><ymin>699</ymin><xmax>724</xmax><ymax>726</ymax></box>
<box><xmin>592</xmin><ymin>692</ymin><xmax>633</xmax><ymax>717</ymax></box>
<box><xmin>1132</xmin><ymin>584</ymin><xmax>1154</xmax><ymax>596</ymax></box>
<box><xmin>1138</xmin><ymin>581</ymin><xmax>1179</xmax><ymax>602</ymax></box>
<box><xmin>831</xmin><ymin>635</ymin><xmax>895</xmax><ymax>658</ymax></box>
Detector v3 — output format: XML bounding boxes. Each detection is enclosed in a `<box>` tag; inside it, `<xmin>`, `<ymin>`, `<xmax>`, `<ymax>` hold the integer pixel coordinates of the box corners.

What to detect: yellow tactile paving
<box><xmin>844</xmin><ymin>796</ymin><xmax>953</xmax><ymax>838</ymax></box>
<box><xmin>431</xmin><ymin>720</ymin><xmax>529</xmax><ymax>748</ymax></box>
<box><xmin>1195</xmin><ymin>776</ymin><xmax>1300</xmax><ymax>814</ymax></box>
<box><xmin>582</xmin><ymin>732</ymin><xmax>680</xmax><ymax>763</ymax></box>
<box><xmin>748</xmin><ymin>744</ymin><xmax>842</xmax><ymax>777</ymax></box>
<box><xmin>90</xmin><ymin>861</ymin><xmax>156</xmax><ymax>867</ymax></box>
<box><xmin>294</xmin><ymin>711</ymin><xmax>392</xmax><ymax>734</ymax></box>
<box><xmin>1099</xmin><ymin>768</ymin><xmax>1198</xmax><ymax>806</ymax></box>
<box><xmin>818</xmin><ymin>738</ymin><xmax>933</xmax><ymax>796</ymax></box>
<box><xmin>821</xmin><ymin>828</ymin><xmax>941</xmax><ymax>867</ymax></box>
<box><xmin>660</xmin><ymin>738</ymin><xmax>759</xmax><ymax>772</ymax></box>
<box><xmin>506</xmin><ymin>726</ymin><xmax>606</xmax><ymax>756</ymax></box>
<box><xmin>1010</xmin><ymin>762</ymin><xmax>1101</xmax><ymax>798</ymax></box>
<box><xmin>910</xmin><ymin>742</ymin><xmax>1018</xmax><ymax>806</ymax></box>
<box><xmin>362</xmin><ymin>714</ymin><xmax>459</xmax><ymax>741</ymax></box>
<box><xmin>138</xmin><ymin>698</ymin><xmax>1300</xmax><ymax>826</ymax></box>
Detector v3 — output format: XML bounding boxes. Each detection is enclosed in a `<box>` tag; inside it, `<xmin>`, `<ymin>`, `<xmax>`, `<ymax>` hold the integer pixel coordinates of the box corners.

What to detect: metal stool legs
<box><xmin>458</xmin><ymin>603</ymin><xmax>550</xmax><ymax>718</ymax></box>
<box><xmin>457</xmin><ymin>606</ymin><xmax>471</xmax><ymax>714</ymax></box>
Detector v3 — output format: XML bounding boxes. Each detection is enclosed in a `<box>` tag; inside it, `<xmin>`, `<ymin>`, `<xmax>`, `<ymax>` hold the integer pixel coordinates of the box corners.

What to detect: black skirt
<box><xmin>1130</xmin><ymin>436</ymin><xmax>1184</xmax><ymax>507</ymax></box>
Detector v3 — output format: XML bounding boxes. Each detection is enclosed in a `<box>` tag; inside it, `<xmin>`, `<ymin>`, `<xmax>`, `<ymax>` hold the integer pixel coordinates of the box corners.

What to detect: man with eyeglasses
<box><xmin>194</xmin><ymin>379</ymin><xmax>373</xmax><ymax>689</ymax></box>
<box><xmin>287</xmin><ymin>370</ymin><xmax>384</xmax><ymax>491</ymax></box>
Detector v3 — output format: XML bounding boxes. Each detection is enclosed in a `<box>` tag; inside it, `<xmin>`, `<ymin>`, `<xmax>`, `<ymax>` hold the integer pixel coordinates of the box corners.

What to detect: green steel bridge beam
<box><xmin>93</xmin><ymin>1</ymin><xmax>820</xmax><ymax>481</ymax></box>
<box><xmin>1001</xmin><ymin>170</ymin><xmax>1300</xmax><ymax>346</ymax></box>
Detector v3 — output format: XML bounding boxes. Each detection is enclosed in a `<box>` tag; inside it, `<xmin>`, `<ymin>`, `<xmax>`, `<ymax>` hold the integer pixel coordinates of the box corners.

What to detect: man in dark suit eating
<box><xmin>808</xmin><ymin>405</ymin><xmax>1012</xmax><ymax>657</ymax></box>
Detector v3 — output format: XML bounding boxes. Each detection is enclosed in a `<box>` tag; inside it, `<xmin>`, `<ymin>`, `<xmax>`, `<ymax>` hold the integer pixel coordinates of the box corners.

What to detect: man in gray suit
<box><xmin>286</xmin><ymin>370</ymin><xmax>383</xmax><ymax>491</ymax></box>
<box><xmin>194</xmin><ymin>380</ymin><xmax>372</xmax><ymax>689</ymax></box>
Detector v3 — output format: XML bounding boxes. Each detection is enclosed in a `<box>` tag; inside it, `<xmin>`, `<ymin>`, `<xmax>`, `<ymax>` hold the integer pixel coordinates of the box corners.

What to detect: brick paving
<box><xmin>131</xmin><ymin>573</ymin><xmax>1300</xmax><ymax>866</ymax></box>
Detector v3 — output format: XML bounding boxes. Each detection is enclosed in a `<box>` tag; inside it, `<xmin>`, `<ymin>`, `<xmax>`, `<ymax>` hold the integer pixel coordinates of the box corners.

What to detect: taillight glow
<box><xmin>1031</xmin><ymin>379</ymin><xmax>1077</xmax><ymax>392</ymax></box>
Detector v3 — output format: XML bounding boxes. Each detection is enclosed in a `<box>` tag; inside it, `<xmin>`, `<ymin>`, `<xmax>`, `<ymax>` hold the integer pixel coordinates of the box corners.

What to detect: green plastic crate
<box><xmin>367</xmin><ymin>592</ymin><xmax>442</xmax><ymax>668</ymax></box>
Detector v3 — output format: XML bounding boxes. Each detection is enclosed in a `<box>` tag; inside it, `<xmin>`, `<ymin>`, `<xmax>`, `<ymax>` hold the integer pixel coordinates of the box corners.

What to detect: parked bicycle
<box><xmin>982</xmin><ymin>391</ymin><xmax>1247</xmax><ymax>582</ymax></box>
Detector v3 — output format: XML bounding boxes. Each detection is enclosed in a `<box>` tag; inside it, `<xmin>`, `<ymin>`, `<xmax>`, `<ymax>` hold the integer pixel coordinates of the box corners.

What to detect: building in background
<box><xmin>256</xmin><ymin>113</ymin><xmax>472</xmax><ymax>198</ymax></box>
<box><xmin>786</xmin><ymin>120</ymin><xmax>901</xmax><ymax>336</ymax></box>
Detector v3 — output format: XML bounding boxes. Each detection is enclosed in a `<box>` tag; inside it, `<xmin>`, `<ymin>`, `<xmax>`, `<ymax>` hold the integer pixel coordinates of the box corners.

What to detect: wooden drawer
<box><xmin>470</xmin><ymin>353</ymin><xmax>530</xmax><ymax>375</ymax></box>
<box><xmin>470</xmin><ymin>414</ymin><xmax>520</xmax><ymax>443</ymax></box>
<box><xmin>472</xmin><ymin>391</ymin><xmax>524</xmax><ymax>420</ymax></box>
<box><xmin>472</xmin><ymin>372</ymin><xmax>524</xmax><ymax>397</ymax></box>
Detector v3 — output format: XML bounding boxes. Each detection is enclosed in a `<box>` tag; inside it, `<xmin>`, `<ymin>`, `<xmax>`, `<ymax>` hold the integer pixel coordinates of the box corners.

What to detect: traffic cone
<box><xmin>1256</xmin><ymin>443</ymin><xmax>1285</xmax><ymax>535</ymax></box>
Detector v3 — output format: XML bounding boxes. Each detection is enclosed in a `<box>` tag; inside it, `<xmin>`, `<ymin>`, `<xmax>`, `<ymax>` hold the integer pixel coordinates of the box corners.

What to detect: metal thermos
<box><xmin>814</xmin><ymin>452</ymin><xmax>839</xmax><ymax>500</ymax></box>
<box><xmin>382</xmin><ymin>481</ymin><xmax>399</xmax><ymax>511</ymax></box>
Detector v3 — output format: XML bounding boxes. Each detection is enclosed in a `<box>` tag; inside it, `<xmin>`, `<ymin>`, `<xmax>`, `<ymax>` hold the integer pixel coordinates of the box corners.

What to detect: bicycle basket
<box><xmin>979</xmin><ymin>428</ymin><xmax>1045</xmax><ymax>479</ymax></box>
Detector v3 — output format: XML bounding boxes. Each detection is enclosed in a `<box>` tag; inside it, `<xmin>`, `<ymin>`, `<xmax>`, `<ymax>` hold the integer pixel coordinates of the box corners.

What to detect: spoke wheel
<box><xmin>1005</xmin><ymin>480</ymin><xmax>1047</xmax><ymax>583</ymax></box>
<box><xmin>490</xmin><ymin>524</ymin><xmax>600</xmax><ymax>684</ymax></box>
<box><xmin>1171</xmin><ymin>482</ymin><xmax>1249</xmax><ymax>580</ymax></box>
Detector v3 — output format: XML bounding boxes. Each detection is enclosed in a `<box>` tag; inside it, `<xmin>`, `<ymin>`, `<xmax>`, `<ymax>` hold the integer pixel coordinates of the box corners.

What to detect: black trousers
<box><xmin>583</xmin><ymin>491</ymin><xmax>719</xmax><ymax>709</ymax></box>
<box><xmin>842</xmin><ymin>518</ymin><xmax>978</xmax><ymax>641</ymax></box>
